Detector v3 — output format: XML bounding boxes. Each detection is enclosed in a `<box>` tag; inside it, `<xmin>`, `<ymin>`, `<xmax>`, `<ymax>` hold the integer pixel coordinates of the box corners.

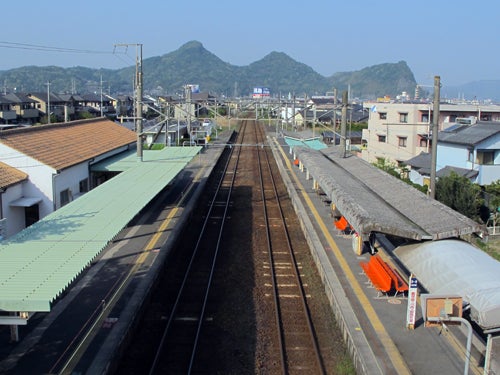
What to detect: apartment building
<box><xmin>361</xmin><ymin>101</ymin><xmax>500</xmax><ymax>166</ymax></box>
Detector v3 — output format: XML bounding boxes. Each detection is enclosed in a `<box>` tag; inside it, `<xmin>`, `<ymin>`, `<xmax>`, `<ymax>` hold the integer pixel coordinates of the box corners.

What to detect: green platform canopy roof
<box><xmin>284</xmin><ymin>136</ymin><xmax>327</xmax><ymax>151</ymax></box>
<box><xmin>0</xmin><ymin>146</ymin><xmax>201</xmax><ymax>313</ymax></box>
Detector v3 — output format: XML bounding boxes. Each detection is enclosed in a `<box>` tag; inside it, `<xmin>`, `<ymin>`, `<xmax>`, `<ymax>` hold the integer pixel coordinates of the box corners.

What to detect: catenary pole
<box><xmin>136</xmin><ymin>44</ymin><xmax>143</xmax><ymax>161</ymax></box>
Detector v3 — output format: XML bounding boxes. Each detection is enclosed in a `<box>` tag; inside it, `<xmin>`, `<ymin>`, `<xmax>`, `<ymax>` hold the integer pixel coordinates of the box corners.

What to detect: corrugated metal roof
<box><xmin>0</xmin><ymin>146</ymin><xmax>201</xmax><ymax>313</ymax></box>
<box><xmin>284</xmin><ymin>136</ymin><xmax>327</xmax><ymax>151</ymax></box>
<box><xmin>91</xmin><ymin>146</ymin><xmax>200</xmax><ymax>172</ymax></box>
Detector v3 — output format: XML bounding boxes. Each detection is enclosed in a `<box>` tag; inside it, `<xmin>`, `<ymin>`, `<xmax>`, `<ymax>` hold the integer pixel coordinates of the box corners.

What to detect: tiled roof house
<box><xmin>0</xmin><ymin>118</ymin><xmax>136</xmax><ymax>238</ymax></box>
<box><xmin>0</xmin><ymin>163</ymin><xmax>28</xmax><ymax>239</ymax></box>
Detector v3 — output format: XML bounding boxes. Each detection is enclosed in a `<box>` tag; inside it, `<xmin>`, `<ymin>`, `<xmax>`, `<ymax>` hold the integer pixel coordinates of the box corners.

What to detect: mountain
<box><xmin>328</xmin><ymin>61</ymin><xmax>417</xmax><ymax>99</ymax></box>
<box><xmin>0</xmin><ymin>40</ymin><xmax>418</xmax><ymax>98</ymax></box>
<box><xmin>441</xmin><ymin>80</ymin><xmax>500</xmax><ymax>102</ymax></box>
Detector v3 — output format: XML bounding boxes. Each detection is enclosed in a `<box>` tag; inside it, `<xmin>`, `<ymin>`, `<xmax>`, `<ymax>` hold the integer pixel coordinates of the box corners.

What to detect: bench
<box><xmin>372</xmin><ymin>255</ymin><xmax>408</xmax><ymax>297</ymax></box>
<box><xmin>360</xmin><ymin>254</ymin><xmax>408</xmax><ymax>297</ymax></box>
<box><xmin>334</xmin><ymin>216</ymin><xmax>354</xmax><ymax>234</ymax></box>
<box><xmin>359</xmin><ymin>255</ymin><xmax>392</xmax><ymax>296</ymax></box>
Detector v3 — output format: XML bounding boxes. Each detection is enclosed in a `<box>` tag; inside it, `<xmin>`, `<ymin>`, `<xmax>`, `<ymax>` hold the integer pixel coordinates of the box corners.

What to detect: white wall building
<box><xmin>0</xmin><ymin>118</ymin><xmax>136</xmax><ymax>238</ymax></box>
<box><xmin>361</xmin><ymin>101</ymin><xmax>500</xmax><ymax>166</ymax></box>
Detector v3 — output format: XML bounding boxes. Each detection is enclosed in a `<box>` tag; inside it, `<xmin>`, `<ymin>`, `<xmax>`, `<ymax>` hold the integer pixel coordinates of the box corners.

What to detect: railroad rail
<box><xmin>115</xmin><ymin>119</ymin><xmax>341</xmax><ymax>374</ymax></box>
<box><xmin>147</xmin><ymin>121</ymin><xmax>249</xmax><ymax>374</ymax></box>
<box><xmin>253</xmin><ymin>122</ymin><xmax>326</xmax><ymax>374</ymax></box>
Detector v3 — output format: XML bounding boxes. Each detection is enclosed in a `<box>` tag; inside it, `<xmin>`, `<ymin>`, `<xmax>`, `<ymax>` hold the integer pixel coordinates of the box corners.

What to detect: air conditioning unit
<box><xmin>455</xmin><ymin>116</ymin><xmax>477</xmax><ymax>125</ymax></box>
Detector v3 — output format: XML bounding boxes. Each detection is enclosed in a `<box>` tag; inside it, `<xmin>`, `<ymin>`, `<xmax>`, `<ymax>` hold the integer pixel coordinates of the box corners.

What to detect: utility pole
<box><xmin>341</xmin><ymin>91</ymin><xmax>348</xmax><ymax>157</ymax></box>
<box><xmin>430</xmin><ymin>76</ymin><xmax>441</xmax><ymax>199</ymax></box>
<box><xmin>114</xmin><ymin>43</ymin><xmax>143</xmax><ymax>161</ymax></box>
<box><xmin>100</xmin><ymin>75</ymin><xmax>104</xmax><ymax>117</ymax></box>
<box><xmin>185</xmin><ymin>85</ymin><xmax>192</xmax><ymax>139</ymax></box>
<box><xmin>46</xmin><ymin>81</ymin><xmax>51</xmax><ymax>124</ymax></box>
<box><xmin>333</xmin><ymin>88</ymin><xmax>337</xmax><ymax>132</ymax></box>
<box><xmin>136</xmin><ymin>45</ymin><xmax>143</xmax><ymax>160</ymax></box>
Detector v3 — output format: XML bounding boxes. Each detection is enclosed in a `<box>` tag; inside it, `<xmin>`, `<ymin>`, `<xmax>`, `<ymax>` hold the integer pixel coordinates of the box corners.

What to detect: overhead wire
<box><xmin>0</xmin><ymin>41</ymin><xmax>115</xmax><ymax>55</ymax></box>
<box><xmin>0</xmin><ymin>41</ymin><xmax>135</xmax><ymax>68</ymax></box>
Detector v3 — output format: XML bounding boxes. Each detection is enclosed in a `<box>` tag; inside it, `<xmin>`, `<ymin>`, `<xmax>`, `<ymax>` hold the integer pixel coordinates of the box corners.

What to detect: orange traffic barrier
<box><xmin>293</xmin><ymin>158</ymin><xmax>299</xmax><ymax>166</ymax></box>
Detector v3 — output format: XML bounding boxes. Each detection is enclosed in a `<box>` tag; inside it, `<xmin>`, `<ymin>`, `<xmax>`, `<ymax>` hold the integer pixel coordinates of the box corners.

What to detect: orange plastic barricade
<box><xmin>293</xmin><ymin>159</ymin><xmax>299</xmax><ymax>166</ymax></box>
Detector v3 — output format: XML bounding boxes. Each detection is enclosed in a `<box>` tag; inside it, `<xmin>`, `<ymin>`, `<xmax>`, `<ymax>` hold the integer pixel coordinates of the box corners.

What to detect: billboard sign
<box><xmin>252</xmin><ymin>87</ymin><xmax>270</xmax><ymax>98</ymax></box>
<box><xmin>187</xmin><ymin>84</ymin><xmax>200</xmax><ymax>93</ymax></box>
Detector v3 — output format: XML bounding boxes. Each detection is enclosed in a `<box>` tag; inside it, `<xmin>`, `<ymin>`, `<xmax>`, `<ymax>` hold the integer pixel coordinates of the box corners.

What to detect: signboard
<box><xmin>406</xmin><ymin>275</ymin><xmax>418</xmax><ymax>329</ymax></box>
<box><xmin>420</xmin><ymin>294</ymin><xmax>463</xmax><ymax>327</ymax></box>
<box><xmin>187</xmin><ymin>84</ymin><xmax>200</xmax><ymax>93</ymax></box>
<box><xmin>252</xmin><ymin>87</ymin><xmax>270</xmax><ymax>98</ymax></box>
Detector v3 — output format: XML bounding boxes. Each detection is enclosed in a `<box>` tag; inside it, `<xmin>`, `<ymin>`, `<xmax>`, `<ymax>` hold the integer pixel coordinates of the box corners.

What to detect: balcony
<box><xmin>21</xmin><ymin>108</ymin><xmax>39</xmax><ymax>119</ymax></box>
<box><xmin>0</xmin><ymin>110</ymin><xmax>17</xmax><ymax>121</ymax></box>
<box><xmin>476</xmin><ymin>164</ymin><xmax>500</xmax><ymax>185</ymax></box>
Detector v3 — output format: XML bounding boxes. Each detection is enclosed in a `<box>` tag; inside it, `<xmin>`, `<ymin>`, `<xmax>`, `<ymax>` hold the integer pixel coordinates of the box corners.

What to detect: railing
<box><xmin>487</xmin><ymin>226</ymin><xmax>500</xmax><ymax>236</ymax></box>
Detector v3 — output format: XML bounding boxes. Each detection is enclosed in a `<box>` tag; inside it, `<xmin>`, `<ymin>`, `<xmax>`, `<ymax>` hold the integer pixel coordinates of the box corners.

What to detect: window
<box><xmin>79</xmin><ymin>178</ymin><xmax>89</xmax><ymax>193</ymax></box>
<box><xmin>468</xmin><ymin>149</ymin><xmax>474</xmax><ymax>162</ymax></box>
<box><xmin>421</xmin><ymin>113</ymin><xmax>429</xmax><ymax>123</ymax></box>
<box><xmin>379</xmin><ymin>112</ymin><xmax>387</xmax><ymax>120</ymax></box>
<box><xmin>398</xmin><ymin>136</ymin><xmax>407</xmax><ymax>147</ymax></box>
<box><xmin>477</xmin><ymin>151</ymin><xmax>494</xmax><ymax>165</ymax></box>
<box><xmin>60</xmin><ymin>189</ymin><xmax>72</xmax><ymax>207</ymax></box>
<box><xmin>419</xmin><ymin>136</ymin><xmax>427</xmax><ymax>148</ymax></box>
<box><xmin>399</xmin><ymin>113</ymin><xmax>408</xmax><ymax>123</ymax></box>
<box><xmin>377</xmin><ymin>135</ymin><xmax>386</xmax><ymax>142</ymax></box>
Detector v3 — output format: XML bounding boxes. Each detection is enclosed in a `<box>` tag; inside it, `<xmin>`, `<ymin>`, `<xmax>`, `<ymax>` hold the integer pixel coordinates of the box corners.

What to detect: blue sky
<box><xmin>1</xmin><ymin>0</ymin><xmax>498</xmax><ymax>86</ymax></box>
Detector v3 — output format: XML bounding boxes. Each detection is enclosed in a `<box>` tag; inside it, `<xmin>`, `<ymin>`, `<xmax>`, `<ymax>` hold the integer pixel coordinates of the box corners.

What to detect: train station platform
<box><xmin>270</xmin><ymin>128</ymin><xmax>496</xmax><ymax>374</ymax></box>
<box><xmin>1</xmin><ymin>121</ymin><xmax>497</xmax><ymax>374</ymax></box>
<box><xmin>0</xmin><ymin>147</ymin><xmax>202</xmax><ymax>334</ymax></box>
<box><xmin>0</xmin><ymin>132</ymin><xmax>232</xmax><ymax>373</ymax></box>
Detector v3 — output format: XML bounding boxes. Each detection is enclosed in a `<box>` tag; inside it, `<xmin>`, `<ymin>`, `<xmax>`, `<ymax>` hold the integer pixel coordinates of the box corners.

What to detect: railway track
<box><xmin>115</xmin><ymin>119</ymin><xmax>344</xmax><ymax>374</ymax></box>
<box><xmin>253</xmin><ymin>122</ymin><xmax>326</xmax><ymax>374</ymax></box>
<box><xmin>147</xmin><ymin>121</ymin><xmax>249</xmax><ymax>374</ymax></box>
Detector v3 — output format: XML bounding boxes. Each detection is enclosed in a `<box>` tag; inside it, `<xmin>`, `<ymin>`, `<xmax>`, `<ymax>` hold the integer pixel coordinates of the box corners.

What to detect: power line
<box><xmin>0</xmin><ymin>41</ymin><xmax>118</xmax><ymax>55</ymax></box>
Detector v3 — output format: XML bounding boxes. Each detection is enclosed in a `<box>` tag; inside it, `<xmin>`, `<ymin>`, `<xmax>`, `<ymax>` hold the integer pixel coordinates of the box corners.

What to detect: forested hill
<box><xmin>0</xmin><ymin>40</ymin><xmax>417</xmax><ymax>98</ymax></box>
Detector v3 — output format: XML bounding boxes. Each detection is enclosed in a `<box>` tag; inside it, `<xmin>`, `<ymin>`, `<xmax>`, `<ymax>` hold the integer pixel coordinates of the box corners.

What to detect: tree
<box><xmin>482</xmin><ymin>180</ymin><xmax>500</xmax><ymax>226</ymax></box>
<box><xmin>372</xmin><ymin>158</ymin><xmax>428</xmax><ymax>194</ymax></box>
<box><xmin>436</xmin><ymin>172</ymin><xmax>483</xmax><ymax>221</ymax></box>
<box><xmin>484</xmin><ymin>180</ymin><xmax>500</xmax><ymax>210</ymax></box>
